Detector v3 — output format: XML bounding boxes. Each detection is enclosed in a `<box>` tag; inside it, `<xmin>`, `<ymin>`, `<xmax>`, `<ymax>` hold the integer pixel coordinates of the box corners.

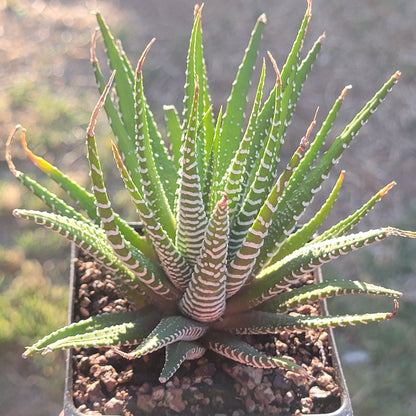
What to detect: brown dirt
<box><xmin>71</xmin><ymin>252</ymin><xmax>341</xmax><ymax>416</ymax></box>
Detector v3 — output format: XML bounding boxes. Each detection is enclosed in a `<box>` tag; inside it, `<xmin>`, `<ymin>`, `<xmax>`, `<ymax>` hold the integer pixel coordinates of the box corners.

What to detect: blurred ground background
<box><xmin>0</xmin><ymin>0</ymin><xmax>415</xmax><ymax>415</ymax></box>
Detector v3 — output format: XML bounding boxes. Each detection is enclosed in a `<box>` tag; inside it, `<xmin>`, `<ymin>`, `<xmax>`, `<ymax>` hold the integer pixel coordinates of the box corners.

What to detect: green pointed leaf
<box><xmin>95</xmin><ymin>12</ymin><xmax>135</xmax><ymax>134</ymax></box>
<box><xmin>91</xmin><ymin>49</ymin><xmax>177</xmax><ymax>218</ymax></box>
<box><xmin>194</xmin><ymin>5</ymin><xmax>215</xmax><ymax>157</ymax></box>
<box><xmin>227</xmin><ymin>227</ymin><xmax>415</xmax><ymax>313</ymax></box>
<box><xmin>280</xmin><ymin>0</ymin><xmax>311</xmax><ymax>88</ymax></box>
<box><xmin>226</xmin><ymin>122</ymin><xmax>314</xmax><ymax>297</ymax></box>
<box><xmin>112</xmin><ymin>142</ymin><xmax>193</xmax><ymax>291</ymax></box>
<box><xmin>269</xmin><ymin>171</ymin><xmax>345</xmax><ymax>264</ymax></box>
<box><xmin>229</xmin><ymin>60</ymin><xmax>283</xmax><ymax>256</ymax></box>
<box><xmin>182</xmin><ymin>6</ymin><xmax>202</xmax><ymax>128</ymax></box>
<box><xmin>94</xmin><ymin>20</ymin><xmax>178</xmax><ymax>215</ymax></box>
<box><xmin>90</xmin><ymin>29</ymin><xmax>135</xmax><ymax>178</ymax></box>
<box><xmin>179</xmin><ymin>193</ymin><xmax>229</xmax><ymax>322</ymax></box>
<box><xmin>214</xmin><ymin>13</ymin><xmax>266</xmax><ymax>185</ymax></box>
<box><xmin>11</xmin><ymin>209</ymin><xmax>150</xmax><ymax>306</ymax></box>
<box><xmin>218</xmin><ymin>301</ymin><xmax>400</xmax><ymax>334</ymax></box>
<box><xmin>258</xmin><ymin>280</ymin><xmax>402</xmax><ymax>313</ymax></box>
<box><xmin>86</xmin><ymin>79</ymin><xmax>180</xmax><ymax>303</ymax></box>
<box><xmin>92</xmin><ymin>30</ymin><xmax>177</xmax><ymax>212</ymax></box>
<box><xmin>127</xmin><ymin>316</ymin><xmax>209</xmax><ymax>358</ymax></box>
<box><xmin>175</xmin><ymin>83</ymin><xmax>208</xmax><ymax>264</ymax></box>
<box><xmin>290</xmin><ymin>32</ymin><xmax>325</xmax><ymax>116</ymax></box>
<box><xmin>313</xmin><ymin>182</ymin><xmax>396</xmax><ymax>244</ymax></box>
<box><xmin>290</xmin><ymin>86</ymin><xmax>351</xmax><ymax>190</ymax></box>
<box><xmin>221</xmin><ymin>59</ymin><xmax>266</xmax><ymax>219</ymax></box>
<box><xmin>134</xmin><ymin>41</ymin><xmax>176</xmax><ymax>239</ymax></box>
<box><xmin>164</xmin><ymin>104</ymin><xmax>183</xmax><ymax>171</ymax></box>
<box><xmin>243</xmin><ymin>0</ymin><xmax>312</xmax><ymax>181</ymax></box>
<box><xmin>23</xmin><ymin>308</ymin><xmax>161</xmax><ymax>357</ymax></box>
<box><xmin>6</xmin><ymin>126</ymin><xmax>87</xmax><ymax>223</ymax></box>
<box><xmin>206</xmin><ymin>331</ymin><xmax>307</xmax><ymax>374</ymax></box>
<box><xmin>255</xmin><ymin>72</ymin><xmax>401</xmax><ymax>272</ymax></box>
<box><xmin>182</xmin><ymin>5</ymin><xmax>215</xmax><ymax>156</ymax></box>
<box><xmin>159</xmin><ymin>341</ymin><xmax>206</xmax><ymax>383</ymax></box>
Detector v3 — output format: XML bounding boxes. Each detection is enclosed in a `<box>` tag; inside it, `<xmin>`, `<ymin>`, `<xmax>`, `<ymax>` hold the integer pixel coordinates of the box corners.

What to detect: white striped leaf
<box><xmin>312</xmin><ymin>182</ymin><xmax>396</xmax><ymax>244</ymax></box>
<box><xmin>86</xmin><ymin>76</ymin><xmax>180</xmax><ymax>303</ymax></box>
<box><xmin>214</xmin><ymin>13</ymin><xmax>266</xmax><ymax>187</ymax></box>
<box><xmin>257</xmin><ymin>280</ymin><xmax>402</xmax><ymax>313</ymax></box>
<box><xmin>206</xmin><ymin>331</ymin><xmax>307</xmax><ymax>374</ymax></box>
<box><xmin>159</xmin><ymin>341</ymin><xmax>206</xmax><ymax>383</ymax></box>
<box><xmin>23</xmin><ymin>308</ymin><xmax>161</xmax><ymax>357</ymax></box>
<box><xmin>134</xmin><ymin>40</ymin><xmax>176</xmax><ymax>239</ymax></box>
<box><xmin>228</xmin><ymin>56</ymin><xmax>283</xmax><ymax>256</ymax></box>
<box><xmin>218</xmin><ymin>301</ymin><xmax>400</xmax><ymax>334</ymax></box>
<box><xmin>122</xmin><ymin>316</ymin><xmax>209</xmax><ymax>358</ymax></box>
<box><xmin>175</xmin><ymin>83</ymin><xmax>208</xmax><ymax>264</ymax></box>
<box><xmin>254</xmin><ymin>72</ymin><xmax>401</xmax><ymax>273</ymax></box>
<box><xmin>179</xmin><ymin>193</ymin><xmax>229</xmax><ymax>322</ymax></box>
<box><xmin>227</xmin><ymin>228</ymin><xmax>415</xmax><ymax>313</ymax></box>
<box><xmin>221</xmin><ymin>59</ymin><xmax>266</xmax><ymax>220</ymax></box>
<box><xmin>268</xmin><ymin>171</ymin><xmax>345</xmax><ymax>265</ymax></box>
<box><xmin>226</xmin><ymin>113</ymin><xmax>316</xmax><ymax>297</ymax></box>
<box><xmin>12</xmin><ymin>209</ymin><xmax>149</xmax><ymax>307</ymax></box>
<box><xmin>112</xmin><ymin>142</ymin><xmax>193</xmax><ymax>291</ymax></box>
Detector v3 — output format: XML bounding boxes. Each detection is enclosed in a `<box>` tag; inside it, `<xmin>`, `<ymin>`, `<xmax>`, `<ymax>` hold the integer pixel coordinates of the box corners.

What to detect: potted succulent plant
<box><xmin>6</xmin><ymin>1</ymin><xmax>415</xmax><ymax>415</ymax></box>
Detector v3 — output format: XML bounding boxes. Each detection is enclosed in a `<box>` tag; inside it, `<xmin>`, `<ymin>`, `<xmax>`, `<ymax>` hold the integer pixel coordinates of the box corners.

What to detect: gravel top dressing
<box><xmin>71</xmin><ymin>253</ymin><xmax>341</xmax><ymax>415</ymax></box>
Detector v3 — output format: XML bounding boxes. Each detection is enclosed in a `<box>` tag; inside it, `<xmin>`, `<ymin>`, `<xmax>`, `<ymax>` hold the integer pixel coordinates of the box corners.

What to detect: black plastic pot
<box><xmin>63</xmin><ymin>244</ymin><xmax>353</xmax><ymax>416</ymax></box>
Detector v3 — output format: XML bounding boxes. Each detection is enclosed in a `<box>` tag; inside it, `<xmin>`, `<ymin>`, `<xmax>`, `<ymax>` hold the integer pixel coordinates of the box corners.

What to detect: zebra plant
<box><xmin>8</xmin><ymin>2</ymin><xmax>415</xmax><ymax>383</ymax></box>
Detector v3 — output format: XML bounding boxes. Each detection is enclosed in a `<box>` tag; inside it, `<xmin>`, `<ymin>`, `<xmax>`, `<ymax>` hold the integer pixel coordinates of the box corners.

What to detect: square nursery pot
<box><xmin>63</xmin><ymin>243</ymin><xmax>354</xmax><ymax>416</ymax></box>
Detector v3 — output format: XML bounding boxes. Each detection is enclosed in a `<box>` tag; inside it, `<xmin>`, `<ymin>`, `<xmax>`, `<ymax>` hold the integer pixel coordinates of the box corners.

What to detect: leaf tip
<box><xmin>90</xmin><ymin>28</ymin><xmax>99</xmax><ymax>64</ymax></box>
<box><xmin>300</xmin><ymin>107</ymin><xmax>319</xmax><ymax>151</ymax></box>
<box><xmin>389</xmin><ymin>228</ymin><xmax>416</xmax><ymax>239</ymax></box>
<box><xmin>379</xmin><ymin>181</ymin><xmax>396</xmax><ymax>197</ymax></box>
<box><xmin>267</xmin><ymin>51</ymin><xmax>281</xmax><ymax>85</ymax></box>
<box><xmin>258</xmin><ymin>13</ymin><xmax>267</xmax><ymax>25</ymax></box>
<box><xmin>136</xmin><ymin>38</ymin><xmax>156</xmax><ymax>75</ymax></box>
<box><xmin>19</xmin><ymin>127</ymin><xmax>34</xmax><ymax>161</ymax></box>
<box><xmin>5</xmin><ymin>125</ymin><xmax>22</xmax><ymax>176</ymax></box>
<box><xmin>113</xmin><ymin>347</ymin><xmax>137</xmax><ymax>360</ymax></box>
<box><xmin>334</xmin><ymin>170</ymin><xmax>346</xmax><ymax>187</ymax></box>
<box><xmin>307</xmin><ymin>0</ymin><xmax>313</xmax><ymax>16</ymax></box>
<box><xmin>340</xmin><ymin>85</ymin><xmax>352</xmax><ymax>100</ymax></box>
<box><xmin>389</xmin><ymin>299</ymin><xmax>399</xmax><ymax>319</ymax></box>
<box><xmin>218</xmin><ymin>191</ymin><xmax>228</xmax><ymax>208</ymax></box>
<box><xmin>194</xmin><ymin>3</ymin><xmax>204</xmax><ymax>18</ymax></box>
<box><xmin>87</xmin><ymin>70</ymin><xmax>115</xmax><ymax>137</ymax></box>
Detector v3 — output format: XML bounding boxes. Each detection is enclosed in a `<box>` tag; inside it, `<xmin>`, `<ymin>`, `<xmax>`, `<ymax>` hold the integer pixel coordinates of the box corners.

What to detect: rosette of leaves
<box><xmin>8</xmin><ymin>2</ymin><xmax>415</xmax><ymax>383</ymax></box>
